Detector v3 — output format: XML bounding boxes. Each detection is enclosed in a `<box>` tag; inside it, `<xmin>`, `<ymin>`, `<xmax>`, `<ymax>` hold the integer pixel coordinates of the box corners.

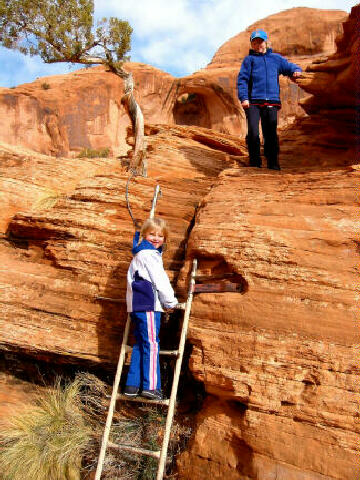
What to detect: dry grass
<box><xmin>0</xmin><ymin>373</ymin><xmax>193</xmax><ymax>480</ymax></box>
<box><xmin>0</xmin><ymin>378</ymin><xmax>92</xmax><ymax>480</ymax></box>
<box><xmin>77</xmin><ymin>148</ymin><xmax>110</xmax><ymax>158</ymax></box>
<box><xmin>32</xmin><ymin>188</ymin><xmax>63</xmax><ymax>210</ymax></box>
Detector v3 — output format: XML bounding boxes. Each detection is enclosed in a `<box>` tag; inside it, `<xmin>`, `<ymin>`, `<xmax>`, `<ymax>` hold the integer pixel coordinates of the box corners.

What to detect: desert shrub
<box><xmin>41</xmin><ymin>82</ymin><xmax>51</xmax><ymax>90</ymax></box>
<box><xmin>0</xmin><ymin>373</ymin><xmax>193</xmax><ymax>480</ymax></box>
<box><xmin>0</xmin><ymin>378</ymin><xmax>92</xmax><ymax>480</ymax></box>
<box><xmin>32</xmin><ymin>188</ymin><xmax>62</xmax><ymax>211</ymax></box>
<box><xmin>77</xmin><ymin>147</ymin><xmax>110</xmax><ymax>158</ymax></box>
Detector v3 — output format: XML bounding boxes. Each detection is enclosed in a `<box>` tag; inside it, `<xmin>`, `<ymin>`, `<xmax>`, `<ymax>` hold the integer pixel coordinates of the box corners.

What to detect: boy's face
<box><xmin>251</xmin><ymin>37</ymin><xmax>267</xmax><ymax>53</ymax></box>
<box><xmin>145</xmin><ymin>228</ymin><xmax>165</xmax><ymax>249</ymax></box>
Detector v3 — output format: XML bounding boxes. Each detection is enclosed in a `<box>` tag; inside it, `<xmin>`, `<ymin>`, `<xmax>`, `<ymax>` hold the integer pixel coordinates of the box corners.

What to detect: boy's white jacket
<box><xmin>126</xmin><ymin>234</ymin><xmax>178</xmax><ymax>312</ymax></box>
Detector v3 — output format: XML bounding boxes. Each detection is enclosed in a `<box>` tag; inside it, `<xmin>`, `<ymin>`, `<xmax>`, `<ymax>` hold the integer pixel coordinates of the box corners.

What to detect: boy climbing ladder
<box><xmin>95</xmin><ymin>178</ymin><xmax>245</xmax><ymax>478</ymax></box>
<box><xmin>94</xmin><ymin>182</ymin><xmax>197</xmax><ymax>480</ymax></box>
<box><xmin>124</xmin><ymin>217</ymin><xmax>178</xmax><ymax>401</ymax></box>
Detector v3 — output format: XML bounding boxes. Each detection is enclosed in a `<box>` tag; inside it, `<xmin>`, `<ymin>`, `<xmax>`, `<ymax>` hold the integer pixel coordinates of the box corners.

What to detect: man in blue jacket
<box><xmin>237</xmin><ymin>30</ymin><xmax>302</xmax><ymax>170</ymax></box>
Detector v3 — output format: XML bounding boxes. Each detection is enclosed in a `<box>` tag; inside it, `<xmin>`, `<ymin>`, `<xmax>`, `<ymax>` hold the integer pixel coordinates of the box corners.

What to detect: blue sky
<box><xmin>0</xmin><ymin>0</ymin><xmax>355</xmax><ymax>88</ymax></box>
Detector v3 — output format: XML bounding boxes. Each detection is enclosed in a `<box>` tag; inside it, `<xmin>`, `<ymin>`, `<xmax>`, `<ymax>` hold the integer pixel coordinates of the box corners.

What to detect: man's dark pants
<box><xmin>245</xmin><ymin>104</ymin><xmax>280</xmax><ymax>169</ymax></box>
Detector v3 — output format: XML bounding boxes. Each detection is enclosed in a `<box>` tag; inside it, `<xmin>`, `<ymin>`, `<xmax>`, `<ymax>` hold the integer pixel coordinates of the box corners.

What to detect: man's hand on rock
<box><xmin>291</xmin><ymin>71</ymin><xmax>302</xmax><ymax>82</ymax></box>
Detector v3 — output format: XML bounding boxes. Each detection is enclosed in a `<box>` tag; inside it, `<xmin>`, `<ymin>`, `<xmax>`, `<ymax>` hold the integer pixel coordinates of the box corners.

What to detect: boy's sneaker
<box><xmin>124</xmin><ymin>385</ymin><xmax>139</xmax><ymax>397</ymax></box>
<box><xmin>140</xmin><ymin>389</ymin><xmax>163</xmax><ymax>400</ymax></box>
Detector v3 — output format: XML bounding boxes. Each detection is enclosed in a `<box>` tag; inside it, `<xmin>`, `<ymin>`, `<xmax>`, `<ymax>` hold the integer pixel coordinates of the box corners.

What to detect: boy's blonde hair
<box><xmin>140</xmin><ymin>217</ymin><xmax>169</xmax><ymax>249</ymax></box>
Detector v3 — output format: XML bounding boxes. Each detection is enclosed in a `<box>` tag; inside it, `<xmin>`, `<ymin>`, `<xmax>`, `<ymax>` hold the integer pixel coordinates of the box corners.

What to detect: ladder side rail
<box><xmin>149</xmin><ymin>184</ymin><xmax>161</xmax><ymax>219</ymax></box>
<box><xmin>95</xmin><ymin>183</ymin><xmax>170</xmax><ymax>479</ymax></box>
<box><xmin>156</xmin><ymin>258</ymin><xmax>197</xmax><ymax>480</ymax></box>
<box><xmin>94</xmin><ymin>314</ymin><xmax>132</xmax><ymax>480</ymax></box>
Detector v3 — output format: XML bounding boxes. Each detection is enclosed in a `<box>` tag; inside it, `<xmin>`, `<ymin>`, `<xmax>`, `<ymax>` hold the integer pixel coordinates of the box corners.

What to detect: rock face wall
<box><xmin>175</xmin><ymin>6</ymin><xmax>359</xmax><ymax>479</ymax></box>
<box><xmin>0</xmin><ymin>6</ymin><xmax>358</xmax><ymax>480</ymax></box>
<box><xmin>210</xmin><ymin>8</ymin><xmax>347</xmax><ymax>65</ymax></box>
<box><xmin>177</xmin><ymin>167</ymin><xmax>358</xmax><ymax>480</ymax></box>
<box><xmin>0</xmin><ymin>127</ymin><xmax>245</xmax><ymax>364</ymax></box>
<box><xmin>0</xmin><ymin>8</ymin><xmax>348</xmax><ymax>155</ymax></box>
<box><xmin>0</xmin><ymin>64</ymin><xmax>174</xmax><ymax>157</ymax></box>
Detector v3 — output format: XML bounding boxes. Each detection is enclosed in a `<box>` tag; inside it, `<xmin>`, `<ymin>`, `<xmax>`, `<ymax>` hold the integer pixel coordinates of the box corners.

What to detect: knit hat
<box><xmin>250</xmin><ymin>30</ymin><xmax>268</xmax><ymax>42</ymax></box>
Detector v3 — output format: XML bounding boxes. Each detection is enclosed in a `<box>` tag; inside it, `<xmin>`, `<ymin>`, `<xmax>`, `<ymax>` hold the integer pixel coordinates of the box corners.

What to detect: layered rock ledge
<box><xmin>0</xmin><ymin>6</ymin><xmax>358</xmax><ymax>480</ymax></box>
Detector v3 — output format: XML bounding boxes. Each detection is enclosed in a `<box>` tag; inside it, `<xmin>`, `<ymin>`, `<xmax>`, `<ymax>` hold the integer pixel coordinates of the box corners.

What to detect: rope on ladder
<box><xmin>125</xmin><ymin>168</ymin><xmax>139</xmax><ymax>228</ymax></box>
<box><xmin>125</xmin><ymin>169</ymin><xmax>162</xmax><ymax>228</ymax></box>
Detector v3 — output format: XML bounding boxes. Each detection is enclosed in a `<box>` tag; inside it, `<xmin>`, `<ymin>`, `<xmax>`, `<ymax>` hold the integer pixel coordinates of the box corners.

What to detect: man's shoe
<box><xmin>268</xmin><ymin>165</ymin><xmax>281</xmax><ymax>170</ymax></box>
<box><xmin>124</xmin><ymin>385</ymin><xmax>139</xmax><ymax>397</ymax></box>
<box><xmin>141</xmin><ymin>389</ymin><xmax>163</xmax><ymax>400</ymax></box>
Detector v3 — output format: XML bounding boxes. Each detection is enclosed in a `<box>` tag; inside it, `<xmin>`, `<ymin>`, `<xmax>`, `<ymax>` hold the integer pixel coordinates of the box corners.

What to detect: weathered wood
<box><xmin>94</xmin><ymin>182</ymin><xmax>166</xmax><ymax>479</ymax></box>
<box><xmin>156</xmin><ymin>258</ymin><xmax>197</xmax><ymax>480</ymax></box>
<box><xmin>116</xmin><ymin>394</ymin><xmax>170</xmax><ymax>406</ymax></box>
<box><xmin>193</xmin><ymin>282</ymin><xmax>243</xmax><ymax>293</ymax></box>
<box><xmin>94</xmin><ymin>314</ymin><xmax>131</xmax><ymax>480</ymax></box>
<box><xmin>96</xmin><ymin>296</ymin><xmax>125</xmax><ymax>304</ymax></box>
<box><xmin>95</xmin><ymin>259</ymin><xmax>197</xmax><ymax>480</ymax></box>
<box><xmin>108</xmin><ymin>442</ymin><xmax>161</xmax><ymax>459</ymax></box>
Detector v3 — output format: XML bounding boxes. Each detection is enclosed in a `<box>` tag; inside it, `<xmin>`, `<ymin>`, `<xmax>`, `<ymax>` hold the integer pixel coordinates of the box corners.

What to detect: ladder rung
<box><xmin>125</xmin><ymin>346</ymin><xmax>179</xmax><ymax>357</ymax></box>
<box><xmin>159</xmin><ymin>349</ymin><xmax>179</xmax><ymax>356</ymax></box>
<box><xmin>116</xmin><ymin>394</ymin><xmax>170</xmax><ymax>406</ymax></box>
<box><xmin>107</xmin><ymin>441</ymin><xmax>160</xmax><ymax>459</ymax></box>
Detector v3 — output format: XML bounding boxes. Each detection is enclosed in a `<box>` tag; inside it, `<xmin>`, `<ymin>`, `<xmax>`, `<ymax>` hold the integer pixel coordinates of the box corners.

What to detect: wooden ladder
<box><xmin>94</xmin><ymin>258</ymin><xmax>197</xmax><ymax>480</ymax></box>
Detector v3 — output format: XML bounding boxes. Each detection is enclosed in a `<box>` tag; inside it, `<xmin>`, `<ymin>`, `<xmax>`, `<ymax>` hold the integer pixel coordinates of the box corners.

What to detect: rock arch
<box><xmin>173</xmin><ymin>92</ymin><xmax>211</xmax><ymax>129</ymax></box>
<box><xmin>166</xmin><ymin>77</ymin><xmax>243</xmax><ymax>135</ymax></box>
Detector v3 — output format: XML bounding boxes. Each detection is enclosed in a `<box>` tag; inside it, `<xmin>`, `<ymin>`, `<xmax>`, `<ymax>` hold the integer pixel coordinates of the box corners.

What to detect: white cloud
<box><xmin>95</xmin><ymin>0</ymin><xmax>354</xmax><ymax>76</ymax></box>
<box><xmin>0</xmin><ymin>0</ymin><xmax>354</xmax><ymax>86</ymax></box>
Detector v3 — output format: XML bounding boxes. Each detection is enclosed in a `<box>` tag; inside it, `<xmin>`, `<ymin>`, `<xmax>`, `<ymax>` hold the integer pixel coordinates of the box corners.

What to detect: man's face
<box><xmin>251</xmin><ymin>37</ymin><xmax>267</xmax><ymax>53</ymax></box>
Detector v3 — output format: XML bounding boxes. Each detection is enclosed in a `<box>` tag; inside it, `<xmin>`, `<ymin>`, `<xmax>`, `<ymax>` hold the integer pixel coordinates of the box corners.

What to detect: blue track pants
<box><xmin>126</xmin><ymin>311</ymin><xmax>161</xmax><ymax>391</ymax></box>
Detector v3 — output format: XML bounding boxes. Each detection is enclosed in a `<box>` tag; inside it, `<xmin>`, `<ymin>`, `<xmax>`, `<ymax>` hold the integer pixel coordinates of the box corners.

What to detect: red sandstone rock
<box><xmin>296</xmin><ymin>5</ymin><xmax>359</xmax><ymax>111</ymax></box>
<box><xmin>0</xmin><ymin>63</ymin><xmax>174</xmax><ymax>157</ymax></box>
<box><xmin>0</xmin><ymin>7</ymin><xmax>358</xmax><ymax>480</ymax></box>
<box><xmin>0</xmin><ymin>8</ymin><xmax>348</xmax><ymax>155</ymax></box>
<box><xmin>174</xmin><ymin>8</ymin><xmax>359</xmax><ymax>479</ymax></box>
<box><xmin>176</xmin><ymin>166</ymin><xmax>358</xmax><ymax>480</ymax></box>
<box><xmin>210</xmin><ymin>8</ymin><xmax>347</xmax><ymax>66</ymax></box>
<box><xmin>0</xmin><ymin>126</ymin><xmax>245</xmax><ymax>364</ymax></box>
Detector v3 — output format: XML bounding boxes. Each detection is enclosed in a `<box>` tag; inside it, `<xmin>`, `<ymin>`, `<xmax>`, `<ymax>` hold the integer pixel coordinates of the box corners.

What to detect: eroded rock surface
<box><xmin>297</xmin><ymin>6</ymin><xmax>359</xmax><ymax>111</ymax></box>
<box><xmin>0</xmin><ymin>8</ymin><xmax>348</xmax><ymax>155</ymax></box>
<box><xmin>210</xmin><ymin>8</ymin><xmax>347</xmax><ymax>66</ymax></box>
<box><xmin>175</xmin><ymin>7</ymin><xmax>359</xmax><ymax>479</ymax></box>
<box><xmin>0</xmin><ymin>6</ymin><xmax>358</xmax><ymax>480</ymax></box>
<box><xmin>0</xmin><ymin>126</ymin><xmax>245</xmax><ymax>364</ymax></box>
<box><xmin>177</xmin><ymin>166</ymin><xmax>358</xmax><ymax>480</ymax></box>
<box><xmin>0</xmin><ymin>63</ymin><xmax>174</xmax><ymax>157</ymax></box>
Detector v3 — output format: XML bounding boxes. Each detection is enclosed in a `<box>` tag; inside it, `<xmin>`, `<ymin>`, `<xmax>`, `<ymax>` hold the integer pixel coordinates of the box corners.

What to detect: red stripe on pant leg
<box><xmin>151</xmin><ymin>312</ymin><xmax>156</xmax><ymax>390</ymax></box>
<box><xmin>151</xmin><ymin>312</ymin><xmax>158</xmax><ymax>390</ymax></box>
<box><xmin>147</xmin><ymin>311</ymin><xmax>157</xmax><ymax>390</ymax></box>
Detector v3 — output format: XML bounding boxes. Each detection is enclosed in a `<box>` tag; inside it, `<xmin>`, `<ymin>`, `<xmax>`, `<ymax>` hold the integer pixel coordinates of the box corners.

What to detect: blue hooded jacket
<box><xmin>126</xmin><ymin>231</ymin><xmax>178</xmax><ymax>312</ymax></box>
<box><xmin>237</xmin><ymin>48</ymin><xmax>301</xmax><ymax>104</ymax></box>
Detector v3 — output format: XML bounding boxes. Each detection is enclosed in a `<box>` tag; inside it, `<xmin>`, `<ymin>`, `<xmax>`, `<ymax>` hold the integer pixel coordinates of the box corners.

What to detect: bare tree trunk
<box><xmin>108</xmin><ymin>64</ymin><xmax>147</xmax><ymax>177</ymax></box>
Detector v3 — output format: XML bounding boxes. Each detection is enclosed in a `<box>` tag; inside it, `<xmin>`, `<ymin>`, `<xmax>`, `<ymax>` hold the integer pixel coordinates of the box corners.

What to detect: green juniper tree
<box><xmin>0</xmin><ymin>0</ymin><xmax>146</xmax><ymax>173</ymax></box>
